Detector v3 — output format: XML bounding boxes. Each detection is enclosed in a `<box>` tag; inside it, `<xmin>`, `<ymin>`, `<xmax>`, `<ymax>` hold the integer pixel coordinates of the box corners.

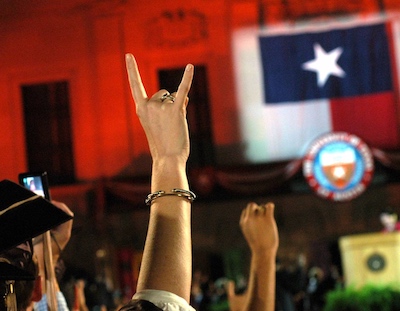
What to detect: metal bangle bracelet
<box><xmin>145</xmin><ymin>188</ymin><xmax>196</xmax><ymax>206</ymax></box>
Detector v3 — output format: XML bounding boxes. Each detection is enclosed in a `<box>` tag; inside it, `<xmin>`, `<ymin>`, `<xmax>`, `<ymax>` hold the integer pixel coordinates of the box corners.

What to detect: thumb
<box><xmin>225</xmin><ymin>280</ymin><xmax>236</xmax><ymax>298</ymax></box>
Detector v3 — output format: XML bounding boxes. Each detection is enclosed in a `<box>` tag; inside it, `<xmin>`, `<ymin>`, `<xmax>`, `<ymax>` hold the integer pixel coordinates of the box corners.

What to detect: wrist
<box><xmin>250</xmin><ymin>252</ymin><xmax>276</xmax><ymax>272</ymax></box>
<box><xmin>152</xmin><ymin>156</ymin><xmax>187</xmax><ymax>169</ymax></box>
<box><xmin>251</xmin><ymin>247</ymin><xmax>277</xmax><ymax>259</ymax></box>
<box><xmin>152</xmin><ymin>159</ymin><xmax>188</xmax><ymax>187</ymax></box>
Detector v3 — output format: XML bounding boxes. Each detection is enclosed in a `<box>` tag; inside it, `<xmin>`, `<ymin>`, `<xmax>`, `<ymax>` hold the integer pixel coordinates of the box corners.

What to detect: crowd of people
<box><xmin>1</xmin><ymin>53</ymin><xmax>344</xmax><ymax>311</ymax></box>
<box><xmin>188</xmin><ymin>257</ymin><xmax>342</xmax><ymax>311</ymax></box>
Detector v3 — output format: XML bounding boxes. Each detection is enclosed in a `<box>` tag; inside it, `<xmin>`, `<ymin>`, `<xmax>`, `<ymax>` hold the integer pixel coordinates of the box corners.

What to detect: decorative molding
<box><xmin>147</xmin><ymin>9</ymin><xmax>208</xmax><ymax>48</ymax></box>
<box><xmin>261</xmin><ymin>0</ymin><xmax>393</xmax><ymax>22</ymax></box>
<box><xmin>86</xmin><ymin>0</ymin><xmax>127</xmax><ymax>16</ymax></box>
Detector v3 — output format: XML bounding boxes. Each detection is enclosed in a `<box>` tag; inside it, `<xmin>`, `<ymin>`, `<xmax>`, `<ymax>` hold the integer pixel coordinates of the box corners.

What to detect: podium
<box><xmin>339</xmin><ymin>232</ymin><xmax>400</xmax><ymax>288</ymax></box>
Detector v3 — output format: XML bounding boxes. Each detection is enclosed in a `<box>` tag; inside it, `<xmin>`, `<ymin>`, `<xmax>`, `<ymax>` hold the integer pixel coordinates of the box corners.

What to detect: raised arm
<box><xmin>125</xmin><ymin>53</ymin><xmax>194</xmax><ymax>302</ymax></box>
<box><xmin>34</xmin><ymin>200</ymin><xmax>74</xmax><ymax>294</ymax></box>
<box><xmin>227</xmin><ymin>202</ymin><xmax>279</xmax><ymax>311</ymax></box>
<box><xmin>33</xmin><ymin>201</ymin><xmax>74</xmax><ymax>311</ymax></box>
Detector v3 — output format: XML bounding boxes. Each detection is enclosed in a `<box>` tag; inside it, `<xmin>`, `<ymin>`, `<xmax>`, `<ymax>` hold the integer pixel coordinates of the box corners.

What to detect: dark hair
<box><xmin>380</xmin><ymin>206</ymin><xmax>398</xmax><ymax>214</ymax></box>
<box><xmin>0</xmin><ymin>240</ymin><xmax>38</xmax><ymax>311</ymax></box>
<box><xmin>118</xmin><ymin>299</ymin><xmax>163</xmax><ymax>311</ymax></box>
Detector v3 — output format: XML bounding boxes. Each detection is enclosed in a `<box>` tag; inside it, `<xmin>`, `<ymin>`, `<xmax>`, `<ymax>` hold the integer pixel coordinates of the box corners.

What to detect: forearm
<box><xmin>35</xmin><ymin>242</ymin><xmax>61</xmax><ymax>294</ymax></box>
<box><xmin>125</xmin><ymin>53</ymin><xmax>194</xmax><ymax>303</ymax></box>
<box><xmin>136</xmin><ymin>159</ymin><xmax>192</xmax><ymax>301</ymax></box>
<box><xmin>243</xmin><ymin>252</ymin><xmax>276</xmax><ymax>311</ymax></box>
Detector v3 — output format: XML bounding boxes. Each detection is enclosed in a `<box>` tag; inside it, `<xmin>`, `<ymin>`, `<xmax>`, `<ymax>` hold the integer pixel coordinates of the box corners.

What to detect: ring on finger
<box><xmin>256</xmin><ymin>205</ymin><xmax>266</xmax><ymax>213</ymax></box>
<box><xmin>160</xmin><ymin>93</ymin><xmax>175</xmax><ymax>103</ymax></box>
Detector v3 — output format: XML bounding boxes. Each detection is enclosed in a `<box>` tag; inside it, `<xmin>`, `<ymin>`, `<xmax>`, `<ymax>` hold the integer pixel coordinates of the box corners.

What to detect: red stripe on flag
<box><xmin>330</xmin><ymin>91</ymin><xmax>399</xmax><ymax>149</ymax></box>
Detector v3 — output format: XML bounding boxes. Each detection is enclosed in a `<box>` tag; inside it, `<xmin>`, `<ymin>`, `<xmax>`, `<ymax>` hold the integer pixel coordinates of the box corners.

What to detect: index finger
<box><xmin>125</xmin><ymin>53</ymin><xmax>148</xmax><ymax>105</ymax></box>
<box><xmin>175</xmin><ymin>64</ymin><xmax>194</xmax><ymax>103</ymax></box>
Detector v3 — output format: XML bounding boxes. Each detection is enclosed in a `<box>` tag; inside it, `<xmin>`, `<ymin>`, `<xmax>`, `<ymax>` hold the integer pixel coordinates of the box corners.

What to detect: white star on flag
<box><xmin>302</xmin><ymin>43</ymin><xmax>346</xmax><ymax>87</ymax></box>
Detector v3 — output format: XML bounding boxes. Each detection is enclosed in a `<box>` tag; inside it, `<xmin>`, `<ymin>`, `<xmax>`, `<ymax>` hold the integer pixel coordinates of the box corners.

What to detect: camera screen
<box><xmin>21</xmin><ymin>176</ymin><xmax>45</xmax><ymax>198</ymax></box>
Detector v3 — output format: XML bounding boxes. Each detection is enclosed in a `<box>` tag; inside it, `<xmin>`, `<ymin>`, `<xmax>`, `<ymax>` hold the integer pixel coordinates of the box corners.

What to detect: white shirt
<box><xmin>33</xmin><ymin>291</ymin><xmax>69</xmax><ymax>311</ymax></box>
<box><xmin>132</xmin><ymin>290</ymin><xmax>196</xmax><ymax>311</ymax></box>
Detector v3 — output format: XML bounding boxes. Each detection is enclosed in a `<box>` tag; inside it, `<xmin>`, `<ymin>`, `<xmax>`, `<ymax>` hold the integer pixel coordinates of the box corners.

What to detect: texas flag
<box><xmin>232</xmin><ymin>16</ymin><xmax>400</xmax><ymax>164</ymax></box>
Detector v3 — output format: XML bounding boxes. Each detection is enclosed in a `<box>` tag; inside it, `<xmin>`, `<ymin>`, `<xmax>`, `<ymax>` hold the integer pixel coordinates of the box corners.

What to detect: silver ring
<box><xmin>256</xmin><ymin>205</ymin><xmax>266</xmax><ymax>213</ymax></box>
<box><xmin>160</xmin><ymin>93</ymin><xmax>175</xmax><ymax>102</ymax></box>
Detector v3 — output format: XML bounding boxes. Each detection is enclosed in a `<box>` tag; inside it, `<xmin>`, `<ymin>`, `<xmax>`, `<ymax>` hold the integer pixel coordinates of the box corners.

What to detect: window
<box><xmin>21</xmin><ymin>81</ymin><xmax>75</xmax><ymax>185</ymax></box>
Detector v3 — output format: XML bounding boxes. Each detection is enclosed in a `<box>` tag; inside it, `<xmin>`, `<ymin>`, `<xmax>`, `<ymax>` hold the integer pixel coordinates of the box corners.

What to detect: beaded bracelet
<box><xmin>145</xmin><ymin>188</ymin><xmax>197</xmax><ymax>206</ymax></box>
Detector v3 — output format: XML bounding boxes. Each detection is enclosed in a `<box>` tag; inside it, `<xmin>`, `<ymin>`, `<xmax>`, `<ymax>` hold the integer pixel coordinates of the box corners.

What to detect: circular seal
<box><xmin>302</xmin><ymin>132</ymin><xmax>374</xmax><ymax>201</ymax></box>
<box><xmin>366</xmin><ymin>253</ymin><xmax>386</xmax><ymax>272</ymax></box>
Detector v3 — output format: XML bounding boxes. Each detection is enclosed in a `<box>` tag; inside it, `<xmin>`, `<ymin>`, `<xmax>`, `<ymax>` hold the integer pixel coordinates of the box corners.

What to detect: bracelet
<box><xmin>145</xmin><ymin>188</ymin><xmax>197</xmax><ymax>206</ymax></box>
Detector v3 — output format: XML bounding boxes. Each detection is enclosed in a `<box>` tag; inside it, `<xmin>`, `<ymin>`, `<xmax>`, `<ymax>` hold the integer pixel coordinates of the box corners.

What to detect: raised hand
<box><xmin>240</xmin><ymin>202</ymin><xmax>279</xmax><ymax>254</ymax></box>
<box><xmin>125</xmin><ymin>53</ymin><xmax>194</xmax><ymax>163</ymax></box>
